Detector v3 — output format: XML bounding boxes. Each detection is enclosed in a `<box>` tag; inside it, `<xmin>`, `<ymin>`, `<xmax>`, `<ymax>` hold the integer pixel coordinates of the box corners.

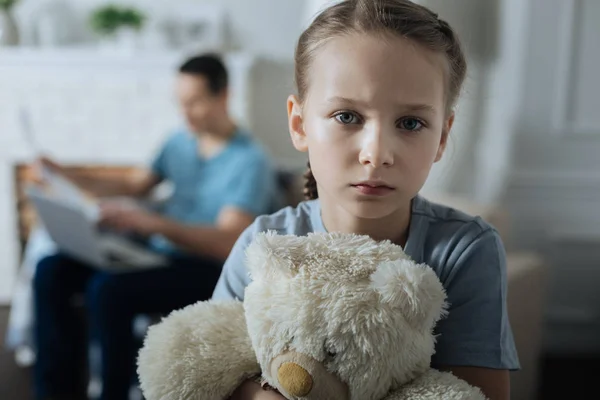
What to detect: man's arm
<box><xmin>439</xmin><ymin>366</ymin><xmax>510</xmax><ymax>400</ymax></box>
<box><xmin>40</xmin><ymin>157</ymin><xmax>161</xmax><ymax>198</ymax></box>
<box><xmin>69</xmin><ymin>168</ymin><xmax>161</xmax><ymax>198</ymax></box>
<box><xmin>156</xmin><ymin>152</ymin><xmax>277</xmax><ymax>260</ymax></box>
<box><xmin>100</xmin><ymin>148</ymin><xmax>277</xmax><ymax>259</ymax></box>
<box><xmin>152</xmin><ymin>206</ymin><xmax>255</xmax><ymax>261</ymax></box>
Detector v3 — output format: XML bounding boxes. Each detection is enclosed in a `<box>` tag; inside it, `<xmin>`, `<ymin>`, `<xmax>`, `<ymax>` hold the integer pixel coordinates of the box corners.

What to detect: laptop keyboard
<box><xmin>99</xmin><ymin>235</ymin><xmax>166</xmax><ymax>267</ymax></box>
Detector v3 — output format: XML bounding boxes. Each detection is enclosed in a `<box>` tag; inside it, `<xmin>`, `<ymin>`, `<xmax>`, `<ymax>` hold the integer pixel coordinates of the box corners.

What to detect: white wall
<box><xmin>421</xmin><ymin>0</ymin><xmax>530</xmax><ymax>204</ymax></box>
<box><xmin>221</xmin><ymin>0</ymin><xmax>305</xmax><ymax>59</ymax></box>
<box><xmin>472</xmin><ymin>0</ymin><xmax>530</xmax><ymax>204</ymax></box>
<box><xmin>418</xmin><ymin>0</ymin><xmax>525</xmax><ymax>202</ymax></box>
<box><xmin>502</xmin><ymin>0</ymin><xmax>600</xmax><ymax>354</ymax></box>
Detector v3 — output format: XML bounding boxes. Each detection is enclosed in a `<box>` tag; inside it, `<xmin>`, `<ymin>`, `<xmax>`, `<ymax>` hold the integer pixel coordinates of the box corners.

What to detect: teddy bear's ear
<box><xmin>244</xmin><ymin>231</ymin><xmax>299</xmax><ymax>281</ymax></box>
<box><xmin>370</xmin><ymin>260</ymin><xmax>448</xmax><ymax>331</ymax></box>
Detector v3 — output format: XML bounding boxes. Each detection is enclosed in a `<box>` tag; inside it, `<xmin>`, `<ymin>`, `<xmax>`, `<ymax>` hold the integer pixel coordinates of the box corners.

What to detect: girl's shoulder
<box><xmin>412</xmin><ymin>194</ymin><xmax>502</xmax><ymax>245</ymax></box>
<box><xmin>249</xmin><ymin>199</ymin><xmax>322</xmax><ymax>237</ymax></box>
<box><xmin>212</xmin><ymin>200</ymin><xmax>322</xmax><ymax>301</ymax></box>
<box><xmin>409</xmin><ymin>195</ymin><xmax>506</xmax><ymax>282</ymax></box>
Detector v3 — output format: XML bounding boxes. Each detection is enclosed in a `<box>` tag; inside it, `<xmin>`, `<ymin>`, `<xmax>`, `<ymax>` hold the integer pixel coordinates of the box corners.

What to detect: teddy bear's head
<box><xmin>243</xmin><ymin>232</ymin><xmax>447</xmax><ymax>400</ymax></box>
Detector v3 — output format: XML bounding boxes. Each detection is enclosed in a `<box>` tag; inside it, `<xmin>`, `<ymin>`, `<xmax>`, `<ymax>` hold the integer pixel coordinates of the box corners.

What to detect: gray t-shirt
<box><xmin>212</xmin><ymin>195</ymin><xmax>520</xmax><ymax>370</ymax></box>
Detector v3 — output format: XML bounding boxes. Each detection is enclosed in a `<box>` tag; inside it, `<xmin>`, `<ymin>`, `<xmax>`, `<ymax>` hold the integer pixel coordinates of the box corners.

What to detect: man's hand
<box><xmin>31</xmin><ymin>156</ymin><xmax>65</xmax><ymax>187</ymax></box>
<box><xmin>38</xmin><ymin>156</ymin><xmax>65</xmax><ymax>174</ymax></box>
<box><xmin>35</xmin><ymin>156</ymin><xmax>161</xmax><ymax>198</ymax></box>
<box><xmin>99</xmin><ymin>201</ymin><xmax>161</xmax><ymax>236</ymax></box>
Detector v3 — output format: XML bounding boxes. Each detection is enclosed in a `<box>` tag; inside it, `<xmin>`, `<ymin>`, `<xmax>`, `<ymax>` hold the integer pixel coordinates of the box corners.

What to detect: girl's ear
<box><xmin>288</xmin><ymin>95</ymin><xmax>308</xmax><ymax>152</ymax></box>
<box><xmin>435</xmin><ymin>112</ymin><xmax>454</xmax><ymax>162</ymax></box>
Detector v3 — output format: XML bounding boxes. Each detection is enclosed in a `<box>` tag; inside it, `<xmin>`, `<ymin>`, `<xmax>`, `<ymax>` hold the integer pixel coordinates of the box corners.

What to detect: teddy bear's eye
<box><xmin>324</xmin><ymin>342</ymin><xmax>337</xmax><ymax>359</ymax></box>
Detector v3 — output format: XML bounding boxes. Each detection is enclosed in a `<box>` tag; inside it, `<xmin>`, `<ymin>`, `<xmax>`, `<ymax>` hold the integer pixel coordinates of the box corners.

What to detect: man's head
<box><xmin>176</xmin><ymin>54</ymin><xmax>229</xmax><ymax>135</ymax></box>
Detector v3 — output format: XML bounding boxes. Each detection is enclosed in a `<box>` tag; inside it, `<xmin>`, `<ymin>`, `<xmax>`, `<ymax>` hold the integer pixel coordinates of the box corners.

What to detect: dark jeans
<box><xmin>33</xmin><ymin>252</ymin><xmax>223</xmax><ymax>400</ymax></box>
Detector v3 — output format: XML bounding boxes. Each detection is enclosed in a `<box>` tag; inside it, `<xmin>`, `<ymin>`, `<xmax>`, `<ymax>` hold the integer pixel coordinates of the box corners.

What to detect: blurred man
<box><xmin>32</xmin><ymin>54</ymin><xmax>280</xmax><ymax>400</ymax></box>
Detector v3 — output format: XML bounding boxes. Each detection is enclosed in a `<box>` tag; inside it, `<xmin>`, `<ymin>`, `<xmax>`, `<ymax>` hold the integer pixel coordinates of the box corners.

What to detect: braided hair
<box><xmin>303</xmin><ymin>161</ymin><xmax>318</xmax><ymax>200</ymax></box>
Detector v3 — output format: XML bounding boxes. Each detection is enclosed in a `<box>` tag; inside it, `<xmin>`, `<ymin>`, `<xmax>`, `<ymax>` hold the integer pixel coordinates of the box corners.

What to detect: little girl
<box><xmin>213</xmin><ymin>0</ymin><xmax>519</xmax><ymax>399</ymax></box>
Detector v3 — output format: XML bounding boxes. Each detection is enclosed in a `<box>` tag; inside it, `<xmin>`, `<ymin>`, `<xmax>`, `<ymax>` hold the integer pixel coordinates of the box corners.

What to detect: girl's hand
<box><xmin>254</xmin><ymin>391</ymin><xmax>286</xmax><ymax>400</ymax></box>
<box><xmin>229</xmin><ymin>379</ymin><xmax>286</xmax><ymax>400</ymax></box>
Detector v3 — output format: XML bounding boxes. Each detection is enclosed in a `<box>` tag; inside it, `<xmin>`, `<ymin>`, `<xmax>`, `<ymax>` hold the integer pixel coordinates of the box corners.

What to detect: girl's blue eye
<box><xmin>399</xmin><ymin>117</ymin><xmax>423</xmax><ymax>131</ymax></box>
<box><xmin>335</xmin><ymin>112</ymin><xmax>359</xmax><ymax>125</ymax></box>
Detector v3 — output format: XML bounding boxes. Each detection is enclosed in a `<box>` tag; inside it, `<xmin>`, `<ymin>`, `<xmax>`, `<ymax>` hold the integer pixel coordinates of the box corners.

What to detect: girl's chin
<box><xmin>345</xmin><ymin>200</ymin><xmax>403</xmax><ymax>221</ymax></box>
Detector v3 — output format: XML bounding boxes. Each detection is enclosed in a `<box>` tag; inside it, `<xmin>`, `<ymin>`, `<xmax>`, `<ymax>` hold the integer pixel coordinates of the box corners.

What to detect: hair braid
<box><xmin>303</xmin><ymin>161</ymin><xmax>318</xmax><ymax>200</ymax></box>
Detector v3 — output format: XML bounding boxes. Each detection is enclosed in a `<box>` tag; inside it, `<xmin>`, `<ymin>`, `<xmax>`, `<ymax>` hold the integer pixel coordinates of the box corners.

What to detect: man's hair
<box><xmin>178</xmin><ymin>54</ymin><xmax>228</xmax><ymax>95</ymax></box>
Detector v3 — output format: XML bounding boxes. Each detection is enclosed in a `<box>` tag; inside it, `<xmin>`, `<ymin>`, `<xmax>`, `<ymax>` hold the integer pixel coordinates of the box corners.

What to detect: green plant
<box><xmin>0</xmin><ymin>0</ymin><xmax>19</xmax><ymax>11</ymax></box>
<box><xmin>89</xmin><ymin>4</ymin><xmax>146</xmax><ymax>36</ymax></box>
<box><xmin>120</xmin><ymin>8</ymin><xmax>145</xmax><ymax>30</ymax></box>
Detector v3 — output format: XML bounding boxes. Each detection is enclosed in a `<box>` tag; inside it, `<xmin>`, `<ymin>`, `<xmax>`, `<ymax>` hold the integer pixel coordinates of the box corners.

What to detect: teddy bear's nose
<box><xmin>278</xmin><ymin>362</ymin><xmax>313</xmax><ymax>397</ymax></box>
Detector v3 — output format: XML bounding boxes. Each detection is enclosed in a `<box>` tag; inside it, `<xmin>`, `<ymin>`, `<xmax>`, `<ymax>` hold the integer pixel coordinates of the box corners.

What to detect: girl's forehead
<box><xmin>307</xmin><ymin>33</ymin><xmax>447</xmax><ymax>109</ymax></box>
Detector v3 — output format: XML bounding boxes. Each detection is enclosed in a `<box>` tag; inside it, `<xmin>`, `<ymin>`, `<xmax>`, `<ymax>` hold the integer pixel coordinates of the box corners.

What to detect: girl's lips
<box><xmin>351</xmin><ymin>183</ymin><xmax>395</xmax><ymax>196</ymax></box>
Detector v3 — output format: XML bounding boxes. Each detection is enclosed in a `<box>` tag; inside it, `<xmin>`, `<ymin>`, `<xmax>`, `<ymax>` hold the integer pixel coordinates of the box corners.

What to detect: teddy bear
<box><xmin>137</xmin><ymin>231</ymin><xmax>487</xmax><ymax>400</ymax></box>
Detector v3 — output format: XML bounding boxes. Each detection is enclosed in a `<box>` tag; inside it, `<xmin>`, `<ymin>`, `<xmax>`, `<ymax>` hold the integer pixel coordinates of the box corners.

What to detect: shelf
<box><xmin>0</xmin><ymin>46</ymin><xmax>256</xmax><ymax>70</ymax></box>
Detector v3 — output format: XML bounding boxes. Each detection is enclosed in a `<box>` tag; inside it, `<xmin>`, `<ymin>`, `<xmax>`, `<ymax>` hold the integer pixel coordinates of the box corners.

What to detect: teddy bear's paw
<box><xmin>384</xmin><ymin>369</ymin><xmax>488</xmax><ymax>400</ymax></box>
<box><xmin>137</xmin><ymin>300</ymin><xmax>260</xmax><ymax>400</ymax></box>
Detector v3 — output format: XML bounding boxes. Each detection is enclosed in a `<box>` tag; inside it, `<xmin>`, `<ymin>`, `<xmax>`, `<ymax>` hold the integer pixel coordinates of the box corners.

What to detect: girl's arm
<box><xmin>430</xmin><ymin>227</ymin><xmax>518</xmax><ymax>400</ymax></box>
<box><xmin>211</xmin><ymin>224</ymin><xmax>257</xmax><ymax>300</ymax></box>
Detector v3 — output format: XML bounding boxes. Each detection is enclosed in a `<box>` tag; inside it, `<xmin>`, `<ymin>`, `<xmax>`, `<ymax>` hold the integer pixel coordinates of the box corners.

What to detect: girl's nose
<box><xmin>358</xmin><ymin>126</ymin><xmax>394</xmax><ymax>167</ymax></box>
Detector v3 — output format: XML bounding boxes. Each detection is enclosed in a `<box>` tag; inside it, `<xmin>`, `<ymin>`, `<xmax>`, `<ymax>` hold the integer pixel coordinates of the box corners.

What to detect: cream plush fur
<box><xmin>137</xmin><ymin>232</ymin><xmax>487</xmax><ymax>400</ymax></box>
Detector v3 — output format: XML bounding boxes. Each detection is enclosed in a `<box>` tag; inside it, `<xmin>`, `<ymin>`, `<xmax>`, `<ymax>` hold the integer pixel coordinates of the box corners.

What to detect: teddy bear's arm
<box><xmin>383</xmin><ymin>369</ymin><xmax>488</xmax><ymax>400</ymax></box>
<box><xmin>137</xmin><ymin>300</ymin><xmax>260</xmax><ymax>400</ymax></box>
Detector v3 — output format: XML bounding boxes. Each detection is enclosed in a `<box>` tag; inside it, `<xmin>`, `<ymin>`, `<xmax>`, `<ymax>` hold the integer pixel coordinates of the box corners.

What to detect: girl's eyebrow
<box><xmin>325</xmin><ymin>96</ymin><xmax>368</xmax><ymax>107</ymax></box>
<box><xmin>325</xmin><ymin>96</ymin><xmax>436</xmax><ymax>114</ymax></box>
<box><xmin>398</xmin><ymin>103</ymin><xmax>437</xmax><ymax>114</ymax></box>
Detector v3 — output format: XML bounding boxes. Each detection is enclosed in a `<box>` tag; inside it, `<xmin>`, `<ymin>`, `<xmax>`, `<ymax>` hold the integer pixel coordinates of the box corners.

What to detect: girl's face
<box><xmin>288</xmin><ymin>32</ymin><xmax>453</xmax><ymax>220</ymax></box>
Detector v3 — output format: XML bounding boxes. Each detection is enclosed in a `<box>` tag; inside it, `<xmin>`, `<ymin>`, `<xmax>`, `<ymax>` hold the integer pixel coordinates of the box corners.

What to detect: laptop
<box><xmin>27</xmin><ymin>188</ymin><xmax>167</xmax><ymax>272</ymax></box>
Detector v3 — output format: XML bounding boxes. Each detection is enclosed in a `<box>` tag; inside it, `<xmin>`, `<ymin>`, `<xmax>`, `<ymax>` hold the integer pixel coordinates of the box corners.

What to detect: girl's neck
<box><xmin>319</xmin><ymin>196</ymin><xmax>413</xmax><ymax>247</ymax></box>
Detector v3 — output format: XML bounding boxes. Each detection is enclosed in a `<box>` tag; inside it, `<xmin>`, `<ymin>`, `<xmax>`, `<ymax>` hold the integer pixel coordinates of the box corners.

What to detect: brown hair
<box><xmin>298</xmin><ymin>0</ymin><xmax>467</xmax><ymax>200</ymax></box>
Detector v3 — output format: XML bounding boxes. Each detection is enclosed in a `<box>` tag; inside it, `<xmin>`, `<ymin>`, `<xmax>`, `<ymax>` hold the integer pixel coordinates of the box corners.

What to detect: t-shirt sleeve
<box><xmin>149</xmin><ymin>136</ymin><xmax>173</xmax><ymax>180</ymax></box>
<box><xmin>430</xmin><ymin>228</ymin><xmax>521</xmax><ymax>370</ymax></box>
<box><xmin>211</xmin><ymin>224</ymin><xmax>255</xmax><ymax>301</ymax></box>
<box><xmin>223</xmin><ymin>154</ymin><xmax>276</xmax><ymax>217</ymax></box>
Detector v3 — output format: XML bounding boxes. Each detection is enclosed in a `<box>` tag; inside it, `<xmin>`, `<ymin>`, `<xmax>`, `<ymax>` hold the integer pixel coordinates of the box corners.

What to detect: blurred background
<box><xmin>0</xmin><ymin>0</ymin><xmax>598</xmax><ymax>399</ymax></box>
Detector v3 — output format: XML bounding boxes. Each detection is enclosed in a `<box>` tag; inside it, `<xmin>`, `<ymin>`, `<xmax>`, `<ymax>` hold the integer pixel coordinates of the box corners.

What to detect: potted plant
<box><xmin>0</xmin><ymin>0</ymin><xmax>20</xmax><ymax>46</ymax></box>
<box><xmin>89</xmin><ymin>4</ymin><xmax>146</xmax><ymax>50</ymax></box>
